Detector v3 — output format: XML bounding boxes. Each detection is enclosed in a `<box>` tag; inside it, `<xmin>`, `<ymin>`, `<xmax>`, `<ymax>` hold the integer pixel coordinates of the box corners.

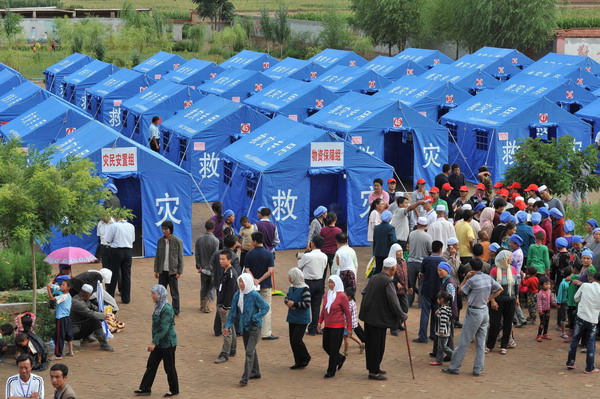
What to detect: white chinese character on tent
<box><xmin>359</xmin><ymin>186</ymin><xmax>374</xmax><ymax>218</ymax></box>
<box><xmin>422</xmin><ymin>143</ymin><xmax>441</xmax><ymax>168</ymax></box>
<box><xmin>359</xmin><ymin>145</ymin><xmax>375</xmax><ymax>156</ymax></box>
<box><xmin>199</xmin><ymin>152</ymin><xmax>220</xmax><ymax>178</ymax></box>
<box><xmin>502</xmin><ymin>140</ymin><xmax>518</xmax><ymax>165</ymax></box>
<box><xmin>109</xmin><ymin>107</ymin><xmax>121</xmax><ymax>127</ymax></box>
<box><xmin>80</xmin><ymin>95</ymin><xmax>87</xmax><ymax>110</ymax></box>
<box><xmin>272</xmin><ymin>189</ymin><xmax>298</xmax><ymax>221</ymax></box>
<box><xmin>155</xmin><ymin>193</ymin><xmax>181</xmax><ymax>226</ymax></box>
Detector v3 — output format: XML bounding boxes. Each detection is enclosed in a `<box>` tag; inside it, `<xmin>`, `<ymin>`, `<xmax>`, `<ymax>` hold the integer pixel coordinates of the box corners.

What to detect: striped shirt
<box><xmin>349</xmin><ymin>300</ymin><xmax>358</xmax><ymax>329</ymax></box>
<box><xmin>5</xmin><ymin>373</ymin><xmax>44</xmax><ymax>398</ymax></box>
<box><xmin>461</xmin><ymin>272</ymin><xmax>502</xmax><ymax>308</ymax></box>
<box><xmin>436</xmin><ymin>305</ymin><xmax>453</xmax><ymax>336</ymax></box>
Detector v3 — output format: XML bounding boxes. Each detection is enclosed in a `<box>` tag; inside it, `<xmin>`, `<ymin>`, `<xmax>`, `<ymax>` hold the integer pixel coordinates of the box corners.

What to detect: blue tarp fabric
<box><xmin>421</xmin><ymin>64</ymin><xmax>501</xmax><ymax>93</ymax></box>
<box><xmin>43</xmin><ymin>120</ymin><xmax>193</xmax><ymax>257</ymax></box>
<box><xmin>220</xmin><ymin>50</ymin><xmax>279</xmax><ymax>72</ymax></box>
<box><xmin>263</xmin><ymin>57</ymin><xmax>327</xmax><ymax>81</ymax></box>
<box><xmin>61</xmin><ymin>60</ymin><xmax>119</xmax><ymax>110</ymax></box>
<box><xmin>363</xmin><ymin>56</ymin><xmax>427</xmax><ymax>81</ymax></box>
<box><xmin>452</xmin><ymin>53</ymin><xmax>522</xmax><ymax>81</ymax></box>
<box><xmin>520</xmin><ymin>59</ymin><xmax>600</xmax><ymax>91</ymax></box>
<box><xmin>472</xmin><ymin>47</ymin><xmax>533</xmax><ymax>70</ymax></box>
<box><xmin>0</xmin><ymin>96</ymin><xmax>92</xmax><ymax>149</ymax></box>
<box><xmin>220</xmin><ymin>115</ymin><xmax>393</xmax><ymax>248</ymax></box>
<box><xmin>163</xmin><ymin>58</ymin><xmax>224</xmax><ymax>88</ymax></box>
<box><xmin>160</xmin><ymin>94</ymin><xmax>270</xmax><ymax>202</ymax></box>
<box><xmin>310</xmin><ymin>65</ymin><xmax>391</xmax><ymax>94</ymax></box>
<box><xmin>43</xmin><ymin>53</ymin><xmax>93</xmax><ymax>94</ymax></box>
<box><xmin>133</xmin><ymin>51</ymin><xmax>187</xmax><ymax>80</ymax></box>
<box><xmin>308</xmin><ymin>49</ymin><xmax>367</xmax><ymax>69</ymax></box>
<box><xmin>395</xmin><ymin>48</ymin><xmax>453</xmax><ymax>69</ymax></box>
<box><xmin>534</xmin><ymin>52</ymin><xmax>600</xmax><ymax>76</ymax></box>
<box><xmin>197</xmin><ymin>68</ymin><xmax>274</xmax><ymax>101</ymax></box>
<box><xmin>0</xmin><ymin>69</ymin><xmax>25</xmax><ymax>96</ymax></box>
<box><xmin>0</xmin><ymin>81</ymin><xmax>51</xmax><ymax>123</ymax></box>
<box><xmin>243</xmin><ymin>78</ymin><xmax>339</xmax><ymax>122</ymax></box>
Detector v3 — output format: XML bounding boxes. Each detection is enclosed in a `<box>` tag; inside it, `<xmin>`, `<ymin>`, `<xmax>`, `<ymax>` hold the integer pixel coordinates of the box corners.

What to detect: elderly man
<box><xmin>5</xmin><ymin>354</ymin><xmax>45</xmax><ymax>399</ymax></box>
<box><xmin>372</xmin><ymin>210</ymin><xmax>397</xmax><ymax>275</ymax></box>
<box><xmin>70</xmin><ymin>284</ymin><xmax>114</xmax><ymax>351</ymax></box>
<box><xmin>359</xmin><ymin>257</ymin><xmax>408</xmax><ymax>381</ymax></box>
<box><xmin>428</xmin><ymin>205</ymin><xmax>455</xmax><ymax>252</ymax></box>
<box><xmin>407</xmin><ymin>217</ymin><xmax>433</xmax><ymax>307</ymax></box>
<box><xmin>538</xmin><ymin>185</ymin><xmax>565</xmax><ymax>215</ymax></box>
<box><xmin>50</xmin><ymin>363</ymin><xmax>77</xmax><ymax>399</ymax></box>
<box><xmin>103</xmin><ymin>183</ymin><xmax>120</xmax><ymax>209</ymax></box>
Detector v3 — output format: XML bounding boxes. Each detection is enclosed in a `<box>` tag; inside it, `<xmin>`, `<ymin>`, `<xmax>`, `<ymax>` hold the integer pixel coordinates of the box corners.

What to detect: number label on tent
<box><xmin>497</xmin><ymin>67</ymin><xmax>505</xmax><ymax>74</ymax></box>
<box><xmin>511</xmin><ymin>58</ymin><xmax>518</xmax><ymax>64</ymax></box>
<box><xmin>101</xmin><ymin>147</ymin><xmax>138</xmax><ymax>172</ymax></box>
<box><xmin>173</xmin><ymin>63</ymin><xmax>180</xmax><ymax>69</ymax></box>
<box><xmin>232</xmin><ymin>97</ymin><xmax>241</xmax><ymax>103</ymax></box>
<box><xmin>586</xmin><ymin>67</ymin><xmax>592</xmax><ymax>72</ymax></box>
<box><xmin>113</xmin><ymin>99</ymin><xmax>122</xmax><ymax>106</ymax></box>
<box><xmin>445</xmin><ymin>95</ymin><xmax>454</xmax><ymax>104</ymax></box>
<box><xmin>351</xmin><ymin>136</ymin><xmax>362</xmax><ymax>144</ymax></box>
<box><xmin>349</xmin><ymin>60</ymin><xmax>356</xmax><ymax>67</ymax></box>
<box><xmin>263</xmin><ymin>62</ymin><xmax>270</xmax><ymax>69</ymax></box>
<box><xmin>65</xmin><ymin>128</ymin><xmax>76</xmax><ymax>135</ymax></box>
<box><xmin>566</xmin><ymin>90</ymin><xmax>574</xmax><ymax>99</ymax></box>
<box><xmin>393</xmin><ymin>118</ymin><xmax>403</xmax><ymax>128</ymax></box>
<box><xmin>368</xmin><ymin>81</ymin><xmax>376</xmax><ymax>89</ymax></box>
<box><xmin>194</xmin><ymin>142</ymin><xmax>205</xmax><ymax>151</ymax></box>
<box><xmin>255</xmin><ymin>83</ymin><xmax>263</xmax><ymax>92</ymax></box>
<box><xmin>475</xmin><ymin>78</ymin><xmax>483</xmax><ymax>87</ymax></box>
<box><xmin>498</xmin><ymin>132</ymin><xmax>509</xmax><ymax>141</ymax></box>
<box><xmin>209</xmin><ymin>73</ymin><xmax>218</xmax><ymax>79</ymax></box>
<box><xmin>311</xmin><ymin>142</ymin><xmax>344</xmax><ymax>167</ymax></box>
<box><xmin>184</xmin><ymin>100</ymin><xmax>193</xmax><ymax>109</ymax></box>
<box><xmin>407</xmin><ymin>69</ymin><xmax>414</xmax><ymax>75</ymax></box>
<box><xmin>315</xmin><ymin>99</ymin><xmax>324</xmax><ymax>108</ymax></box>
<box><xmin>154</xmin><ymin>74</ymin><xmax>162</xmax><ymax>80</ymax></box>
<box><xmin>288</xmin><ymin>114</ymin><xmax>298</xmax><ymax>121</ymax></box>
<box><xmin>539</xmin><ymin>113</ymin><xmax>548</xmax><ymax>123</ymax></box>
<box><xmin>433</xmin><ymin>58</ymin><xmax>440</xmax><ymax>65</ymax></box>
<box><xmin>240</xmin><ymin>123</ymin><xmax>251</xmax><ymax>134</ymax></box>
<box><xmin>140</xmin><ymin>86</ymin><xmax>148</xmax><ymax>92</ymax></box>
<box><xmin>310</xmin><ymin>71</ymin><xmax>317</xmax><ymax>79</ymax></box>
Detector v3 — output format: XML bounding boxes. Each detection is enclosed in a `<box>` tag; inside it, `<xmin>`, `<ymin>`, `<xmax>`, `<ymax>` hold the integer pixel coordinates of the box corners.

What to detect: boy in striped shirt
<box><xmin>432</xmin><ymin>291</ymin><xmax>454</xmax><ymax>366</ymax></box>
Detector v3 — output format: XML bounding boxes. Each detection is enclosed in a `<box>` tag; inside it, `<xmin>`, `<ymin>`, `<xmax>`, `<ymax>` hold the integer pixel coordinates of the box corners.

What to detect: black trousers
<box><xmin>322</xmin><ymin>327</ymin><xmax>345</xmax><ymax>376</ymax></box>
<box><xmin>364</xmin><ymin>323</ymin><xmax>387</xmax><ymax>374</ymax></box>
<box><xmin>289</xmin><ymin>323</ymin><xmax>311</xmax><ymax>366</ymax></box>
<box><xmin>487</xmin><ymin>298</ymin><xmax>516</xmax><ymax>350</ymax></box>
<box><xmin>55</xmin><ymin>316</ymin><xmax>73</xmax><ymax>357</ymax></box>
<box><xmin>99</xmin><ymin>244</ymin><xmax>111</xmax><ymax>269</ymax></box>
<box><xmin>139</xmin><ymin>346</ymin><xmax>179</xmax><ymax>395</ymax></box>
<box><xmin>374</xmin><ymin>256</ymin><xmax>386</xmax><ymax>275</ymax></box>
<box><xmin>159</xmin><ymin>272</ymin><xmax>180</xmax><ymax>315</ymax></box>
<box><xmin>353</xmin><ymin>325</ymin><xmax>366</xmax><ymax>344</ymax></box>
<box><xmin>72</xmin><ymin>319</ymin><xmax>104</xmax><ymax>342</ymax></box>
<box><xmin>306</xmin><ymin>279</ymin><xmax>324</xmax><ymax>334</ymax></box>
<box><xmin>106</xmin><ymin>247</ymin><xmax>132</xmax><ymax>303</ymax></box>
<box><xmin>324</xmin><ymin>253</ymin><xmax>335</xmax><ymax>278</ymax></box>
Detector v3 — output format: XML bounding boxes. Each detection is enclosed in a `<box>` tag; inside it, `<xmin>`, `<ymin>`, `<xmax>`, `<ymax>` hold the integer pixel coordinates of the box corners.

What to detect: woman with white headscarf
<box><xmin>285</xmin><ymin>268</ymin><xmax>312</xmax><ymax>369</ymax></box>
<box><xmin>388</xmin><ymin>243</ymin><xmax>410</xmax><ymax>335</ymax></box>
<box><xmin>318</xmin><ymin>275</ymin><xmax>352</xmax><ymax>379</ymax></box>
<box><xmin>224</xmin><ymin>273</ymin><xmax>270</xmax><ymax>387</ymax></box>
<box><xmin>336</xmin><ymin>251</ymin><xmax>357</xmax><ymax>290</ymax></box>
<box><xmin>486</xmin><ymin>250</ymin><xmax>519</xmax><ymax>355</ymax></box>
<box><xmin>135</xmin><ymin>284</ymin><xmax>179</xmax><ymax>397</ymax></box>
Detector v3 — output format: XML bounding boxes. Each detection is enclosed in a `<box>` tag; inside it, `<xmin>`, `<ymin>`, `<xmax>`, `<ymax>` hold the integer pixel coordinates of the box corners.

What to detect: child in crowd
<box><xmin>47</xmin><ymin>275</ymin><xmax>74</xmax><ymax>359</ymax></box>
<box><xmin>431</xmin><ymin>291</ymin><xmax>454</xmax><ymax>366</ymax></box>
<box><xmin>536</xmin><ymin>277</ymin><xmax>556</xmax><ymax>342</ymax></box>
<box><xmin>52</xmin><ymin>264</ymin><xmax>72</xmax><ymax>283</ymax></box>
<box><xmin>223</xmin><ymin>210</ymin><xmax>236</xmax><ymax>239</ymax></box>
<box><xmin>238</xmin><ymin>216</ymin><xmax>256</xmax><ymax>268</ymax></box>
<box><xmin>0</xmin><ymin>323</ymin><xmax>14</xmax><ymax>363</ymax></box>
<box><xmin>556</xmin><ymin>267</ymin><xmax>572</xmax><ymax>339</ymax></box>
<box><xmin>527</xmin><ymin>231</ymin><xmax>550</xmax><ymax>280</ymax></box>
<box><xmin>342</xmin><ymin>288</ymin><xmax>365</xmax><ymax>356</ymax></box>
<box><xmin>478</xmin><ymin>230</ymin><xmax>491</xmax><ymax>262</ymax></box>
<box><xmin>565</xmin><ymin>263</ymin><xmax>582</xmax><ymax>341</ymax></box>
<box><xmin>521</xmin><ymin>266</ymin><xmax>539</xmax><ymax>324</ymax></box>
<box><xmin>552</xmin><ymin>237</ymin><xmax>571</xmax><ymax>290</ymax></box>
<box><xmin>15</xmin><ymin>332</ymin><xmax>48</xmax><ymax>370</ymax></box>
<box><xmin>14</xmin><ymin>312</ymin><xmax>35</xmax><ymax>334</ymax></box>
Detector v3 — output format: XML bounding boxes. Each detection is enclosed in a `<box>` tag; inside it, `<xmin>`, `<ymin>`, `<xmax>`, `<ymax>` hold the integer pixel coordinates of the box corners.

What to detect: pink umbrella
<box><xmin>44</xmin><ymin>246</ymin><xmax>97</xmax><ymax>265</ymax></box>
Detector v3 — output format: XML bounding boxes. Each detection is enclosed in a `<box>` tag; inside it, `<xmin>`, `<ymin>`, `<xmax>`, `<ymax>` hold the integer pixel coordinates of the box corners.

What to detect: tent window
<box><xmin>179</xmin><ymin>138</ymin><xmax>188</xmax><ymax>161</ymax></box>
<box><xmin>246</xmin><ymin>175</ymin><xmax>258</xmax><ymax>198</ymax></box>
<box><xmin>162</xmin><ymin>131</ymin><xmax>170</xmax><ymax>152</ymax></box>
<box><xmin>122</xmin><ymin>110</ymin><xmax>129</xmax><ymax>128</ymax></box>
<box><xmin>445</xmin><ymin>122</ymin><xmax>458</xmax><ymax>143</ymax></box>
<box><xmin>475</xmin><ymin>129</ymin><xmax>488</xmax><ymax>151</ymax></box>
<box><xmin>223</xmin><ymin>161</ymin><xmax>233</xmax><ymax>186</ymax></box>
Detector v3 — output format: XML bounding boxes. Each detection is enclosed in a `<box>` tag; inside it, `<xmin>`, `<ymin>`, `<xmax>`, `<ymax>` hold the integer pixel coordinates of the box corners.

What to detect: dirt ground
<box><xmin>1</xmin><ymin>202</ymin><xmax>599</xmax><ymax>399</ymax></box>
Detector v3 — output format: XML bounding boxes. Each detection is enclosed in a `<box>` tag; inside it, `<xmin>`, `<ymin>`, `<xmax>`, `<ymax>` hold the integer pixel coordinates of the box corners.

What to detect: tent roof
<box><xmin>43</xmin><ymin>52</ymin><xmax>93</xmax><ymax>75</ymax></box>
<box><xmin>362</xmin><ymin>56</ymin><xmax>426</xmax><ymax>80</ymax></box>
<box><xmin>308</xmin><ymin>49</ymin><xmax>367</xmax><ymax>69</ymax></box>
<box><xmin>243</xmin><ymin>78</ymin><xmax>331</xmax><ymax>112</ymax></box>
<box><xmin>220</xmin><ymin>50</ymin><xmax>279</xmax><ymax>70</ymax></box>
<box><xmin>311</xmin><ymin>65</ymin><xmax>390</xmax><ymax>93</ymax></box>
<box><xmin>472</xmin><ymin>46</ymin><xmax>533</xmax><ymax>67</ymax></box>
<box><xmin>62</xmin><ymin>60</ymin><xmax>118</xmax><ymax>85</ymax></box>
<box><xmin>0</xmin><ymin>81</ymin><xmax>50</xmax><ymax>114</ymax></box>
<box><xmin>421</xmin><ymin>64</ymin><xmax>500</xmax><ymax>90</ymax></box>
<box><xmin>262</xmin><ymin>57</ymin><xmax>326</xmax><ymax>81</ymax></box>
<box><xmin>88</xmin><ymin>68</ymin><xmax>152</xmax><ymax>97</ymax></box>
<box><xmin>163</xmin><ymin>58</ymin><xmax>223</xmax><ymax>86</ymax></box>
<box><xmin>133</xmin><ymin>51</ymin><xmax>186</xmax><ymax>77</ymax></box>
<box><xmin>496</xmin><ymin>74</ymin><xmax>596</xmax><ymax>103</ymax></box>
<box><xmin>394</xmin><ymin>48</ymin><xmax>453</xmax><ymax>67</ymax></box>
<box><xmin>575</xmin><ymin>96</ymin><xmax>600</xmax><ymax>119</ymax></box>
<box><xmin>534</xmin><ymin>52</ymin><xmax>600</xmax><ymax>74</ymax></box>
<box><xmin>0</xmin><ymin>69</ymin><xmax>25</xmax><ymax>92</ymax></box>
<box><xmin>374</xmin><ymin>75</ymin><xmax>468</xmax><ymax>105</ymax></box>
<box><xmin>197</xmin><ymin>68</ymin><xmax>272</xmax><ymax>96</ymax></box>
<box><xmin>122</xmin><ymin>80</ymin><xmax>191</xmax><ymax>114</ymax></box>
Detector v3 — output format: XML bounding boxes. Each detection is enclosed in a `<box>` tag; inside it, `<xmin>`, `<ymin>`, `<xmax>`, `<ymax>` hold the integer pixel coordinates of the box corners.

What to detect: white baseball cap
<box><xmin>417</xmin><ymin>217</ymin><xmax>428</xmax><ymax>225</ymax></box>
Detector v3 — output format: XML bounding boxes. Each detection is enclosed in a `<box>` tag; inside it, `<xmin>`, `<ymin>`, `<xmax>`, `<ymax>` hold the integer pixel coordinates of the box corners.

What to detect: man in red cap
<box><xmin>434</xmin><ymin>164</ymin><xmax>451</xmax><ymax>191</ymax></box>
<box><xmin>523</xmin><ymin>184</ymin><xmax>540</xmax><ymax>202</ymax></box>
<box><xmin>469</xmin><ymin>183</ymin><xmax>490</xmax><ymax>208</ymax></box>
<box><xmin>507</xmin><ymin>182</ymin><xmax>521</xmax><ymax>197</ymax></box>
<box><xmin>423</xmin><ymin>196</ymin><xmax>437</xmax><ymax>225</ymax></box>
<box><xmin>386</xmin><ymin>178</ymin><xmax>399</xmax><ymax>205</ymax></box>
<box><xmin>440</xmin><ymin>183</ymin><xmax>454</xmax><ymax>218</ymax></box>
<box><xmin>452</xmin><ymin>186</ymin><xmax>470</xmax><ymax>213</ymax></box>
<box><xmin>429</xmin><ymin>187</ymin><xmax>448</xmax><ymax>216</ymax></box>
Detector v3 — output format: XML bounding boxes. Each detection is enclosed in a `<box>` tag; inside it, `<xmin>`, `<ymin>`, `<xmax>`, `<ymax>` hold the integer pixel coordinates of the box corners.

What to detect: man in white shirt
<box><xmin>148</xmin><ymin>116</ymin><xmax>161</xmax><ymax>152</ymax></box>
<box><xmin>5</xmin><ymin>354</ymin><xmax>44</xmax><ymax>399</ymax></box>
<box><xmin>331</xmin><ymin>233</ymin><xmax>358</xmax><ymax>276</ymax></box>
<box><xmin>105</xmin><ymin>214</ymin><xmax>135</xmax><ymax>304</ymax></box>
<box><xmin>566</xmin><ymin>271</ymin><xmax>600</xmax><ymax>373</ymax></box>
<box><xmin>297</xmin><ymin>235</ymin><xmax>328</xmax><ymax>336</ymax></box>
<box><xmin>423</xmin><ymin>196</ymin><xmax>437</xmax><ymax>225</ymax></box>
<box><xmin>96</xmin><ymin>215</ymin><xmax>114</xmax><ymax>269</ymax></box>
<box><xmin>391</xmin><ymin>196</ymin><xmax>424</xmax><ymax>250</ymax></box>
<box><xmin>427</xmin><ymin>205</ymin><xmax>455</xmax><ymax>252</ymax></box>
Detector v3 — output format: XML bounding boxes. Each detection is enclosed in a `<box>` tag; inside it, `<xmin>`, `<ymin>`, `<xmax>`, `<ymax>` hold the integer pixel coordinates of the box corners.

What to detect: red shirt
<box><xmin>318</xmin><ymin>292</ymin><xmax>352</xmax><ymax>330</ymax></box>
<box><xmin>320</xmin><ymin>226</ymin><xmax>342</xmax><ymax>255</ymax></box>
<box><xmin>522</xmin><ymin>275</ymin><xmax>539</xmax><ymax>294</ymax></box>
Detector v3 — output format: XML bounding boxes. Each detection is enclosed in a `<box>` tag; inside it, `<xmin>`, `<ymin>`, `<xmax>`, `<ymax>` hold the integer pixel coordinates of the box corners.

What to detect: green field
<box><xmin>63</xmin><ymin>0</ymin><xmax>350</xmax><ymax>13</ymax></box>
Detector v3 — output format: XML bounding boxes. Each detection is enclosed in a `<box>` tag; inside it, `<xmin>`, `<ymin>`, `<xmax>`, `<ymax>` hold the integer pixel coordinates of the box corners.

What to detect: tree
<box><xmin>352</xmin><ymin>0</ymin><xmax>421</xmax><ymax>56</ymax></box>
<box><xmin>318</xmin><ymin>8</ymin><xmax>352</xmax><ymax>50</ymax></box>
<box><xmin>3</xmin><ymin>1</ymin><xmax>23</xmax><ymax>40</ymax></box>
<box><xmin>273</xmin><ymin>2</ymin><xmax>291</xmax><ymax>58</ymax></box>
<box><xmin>0</xmin><ymin>138</ymin><xmax>108</xmax><ymax>313</ymax></box>
<box><xmin>503</xmin><ymin>136</ymin><xmax>600</xmax><ymax>198</ymax></box>
<box><xmin>260</xmin><ymin>6</ymin><xmax>275</xmax><ymax>52</ymax></box>
<box><xmin>192</xmin><ymin>0</ymin><xmax>235</xmax><ymax>30</ymax></box>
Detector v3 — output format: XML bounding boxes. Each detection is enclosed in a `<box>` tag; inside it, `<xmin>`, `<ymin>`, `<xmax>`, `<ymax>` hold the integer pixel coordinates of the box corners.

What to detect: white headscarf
<box><xmin>237</xmin><ymin>273</ymin><xmax>256</xmax><ymax>313</ymax></box>
<box><xmin>151</xmin><ymin>284</ymin><xmax>168</xmax><ymax>316</ymax></box>
<box><xmin>388</xmin><ymin>243</ymin><xmax>403</xmax><ymax>260</ymax></box>
<box><xmin>87</xmin><ymin>268</ymin><xmax>112</xmax><ymax>284</ymax></box>
<box><xmin>495</xmin><ymin>250</ymin><xmax>514</xmax><ymax>296</ymax></box>
<box><xmin>325</xmin><ymin>275</ymin><xmax>345</xmax><ymax>313</ymax></box>
<box><xmin>288</xmin><ymin>267</ymin><xmax>307</xmax><ymax>288</ymax></box>
<box><xmin>337</xmin><ymin>251</ymin><xmax>356</xmax><ymax>276</ymax></box>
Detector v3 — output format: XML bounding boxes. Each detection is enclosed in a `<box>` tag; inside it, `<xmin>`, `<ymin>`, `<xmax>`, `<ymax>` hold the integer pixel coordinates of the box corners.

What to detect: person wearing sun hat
<box><xmin>550</xmin><ymin>208</ymin><xmax>566</xmax><ymax>252</ymax></box>
<box><xmin>563</xmin><ymin>219</ymin><xmax>576</xmax><ymax>249</ymax></box>
<box><xmin>307</xmin><ymin>205</ymin><xmax>327</xmax><ymax>249</ymax></box>
<box><xmin>412</xmin><ymin>178</ymin><xmax>428</xmax><ymax>215</ymax></box>
<box><xmin>440</xmin><ymin>183</ymin><xmax>454</xmax><ymax>218</ymax></box>
<box><xmin>387</xmin><ymin>178</ymin><xmax>399</xmax><ymax>205</ymax></box>
<box><xmin>524</xmin><ymin>184</ymin><xmax>540</xmax><ymax>201</ymax></box>
<box><xmin>584</xmin><ymin>219</ymin><xmax>599</xmax><ymax>246</ymax></box>
<box><xmin>507</xmin><ymin>182</ymin><xmax>521</xmax><ymax>197</ymax></box>
<box><xmin>469</xmin><ymin>183</ymin><xmax>490</xmax><ymax>209</ymax></box>
<box><xmin>515</xmin><ymin>211</ymin><xmax>535</xmax><ymax>257</ymax></box>
<box><xmin>538</xmin><ymin>207</ymin><xmax>553</xmax><ymax>247</ymax></box>
<box><xmin>429</xmin><ymin>187</ymin><xmax>448</xmax><ymax>215</ymax></box>
<box><xmin>372</xmin><ymin>211</ymin><xmax>397</xmax><ymax>275</ymax></box>
<box><xmin>422</xmin><ymin>196</ymin><xmax>437</xmax><ymax>225</ymax></box>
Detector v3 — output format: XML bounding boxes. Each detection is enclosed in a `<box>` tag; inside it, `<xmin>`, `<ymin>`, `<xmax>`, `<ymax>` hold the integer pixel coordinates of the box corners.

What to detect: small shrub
<box><xmin>0</xmin><ymin>244</ymin><xmax>50</xmax><ymax>291</ymax></box>
<box><xmin>93</xmin><ymin>40</ymin><xmax>106</xmax><ymax>61</ymax></box>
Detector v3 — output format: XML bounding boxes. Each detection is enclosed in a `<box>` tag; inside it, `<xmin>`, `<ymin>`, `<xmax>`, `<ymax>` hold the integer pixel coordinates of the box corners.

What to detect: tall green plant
<box><xmin>273</xmin><ymin>2</ymin><xmax>291</xmax><ymax>57</ymax></box>
<box><xmin>318</xmin><ymin>8</ymin><xmax>352</xmax><ymax>49</ymax></box>
<box><xmin>3</xmin><ymin>1</ymin><xmax>23</xmax><ymax>39</ymax></box>
<box><xmin>192</xmin><ymin>0</ymin><xmax>235</xmax><ymax>30</ymax></box>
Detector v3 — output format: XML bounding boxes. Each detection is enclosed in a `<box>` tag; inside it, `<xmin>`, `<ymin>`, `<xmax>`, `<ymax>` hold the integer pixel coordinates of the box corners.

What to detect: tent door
<box><xmin>384</xmin><ymin>128</ymin><xmax>414</xmax><ymax>183</ymax></box>
<box><xmin>437</xmin><ymin>104</ymin><xmax>456</xmax><ymax>122</ymax></box>
<box><xmin>558</xmin><ymin>101</ymin><xmax>582</xmax><ymax>114</ymax></box>
<box><xmin>529</xmin><ymin>123</ymin><xmax>558</xmax><ymax>142</ymax></box>
<box><xmin>114</xmin><ymin>177</ymin><xmax>144</xmax><ymax>257</ymax></box>
<box><xmin>309</xmin><ymin>173</ymin><xmax>348</xmax><ymax>232</ymax></box>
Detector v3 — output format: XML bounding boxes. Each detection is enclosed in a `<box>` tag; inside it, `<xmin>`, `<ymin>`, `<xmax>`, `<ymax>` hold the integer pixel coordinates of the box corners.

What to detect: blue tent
<box><xmin>308</xmin><ymin>49</ymin><xmax>367</xmax><ymax>69</ymax></box>
<box><xmin>0</xmin><ymin>81</ymin><xmax>51</xmax><ymax>124</ymax></box>
<box><xmin>575</xmin><ymin>98</ymin><xmax>600</xmax><ymax>172</ymax></box>
<box><xmin>395</xmin><ymin>48</ymin><xmax>453</xmax><ymax>69</ymax></box>
<box><xmin>133</xmin><ymin>51</ymin><xmax>187</xmax><ymax>80</ymax></box>
<box><xmin>421</xmin><ymin>64</ymin><xmax>501</xmax><ymax>94</ymax></box>
<box><xmin>243</xmin><ymin>78</ymin><xmax>339</xmax><ymax>122</ymax></box>
<box><xmin>160</xmin><ymin>94</ymin><xmax>270</xmax><ymax>202</ymax></box>
<box><xmin>43</xmin><ymin>53</ymin><xmax>94</xmax><ymax>95</ymax></box>
<box><xmin>310</xmin><ymin>65</ymin><xmax>391</xmax><ymax>95</ymax></box>
<box><xmin>86</xmin><ymin>68</ymin><xmax>156</xmax><ymax>128</ymax></box>
<box><xmin>496</xmin><ymin>75</ymin><xmax>596</xmax><ymax>113</ymax></box>
<box><xmin>535</xmin><ymin>52</ymin><xmax>600</xmax><ymax>76</ymax></box>
<box><xmin>519</xmin><ymin>61</ymin><xmax>600</xmax><ymax>91</ymax></box>
<box><xmin>0</xmin><ymin>69</ymin><xmax>26</xmax><ymax>95</ymax></box>
<box><xmin>306</xmin><ymin>91</ymin><xmax>448</xmax><ymax>187</ymax></box>
<box><xmin>220</xmin><ymin>50</ymin><xmax>279</xmax><ymax>72</ymax></box>
<box><xmin>452</xmin><ymin>53</ymin><xmax>521</xmax><ymax>81</ymax></box>
<box><xmin>61</xmin><ymin>60</ymin><xmax>119</xmax><ymax>110</ymax></box>
<box><xmin>0</xmin><ymin>97</ymin><xmax>91</xmax><ymax>149</ymax></box>
<box><xmin>263</xmin><ymin>57</ymin><xmax>327</xmax><ymax>81</ymax></box>
<box><xmin>220</xmin><ymin>115</ymin><xmax>393</xmax><ymax>248</ymax></box>
<box><xmin>374</xmin><ymin>75</ymin><xmax>472</xmax><ymax>121</ymax></box>
<box><xmin>163</xmin><ymin>58</ymin><xmax>224</xmax><ymax>88</ymax></box>
<box><xmin>120</xmin><ymin>80</ymin><xmax>205</xmax><ymax>146</ymax></box>
<box><xmin>362</xmin><ymin>56</ymin><xmax>427</xmax><ymax>81</ymax></box>
<box><xmin>440</xmin><ymin>90</ymin><xmax>591</xmax><ymax>182</ymax></box>
<box><xmin>43</xmin><ymin>120</ymin><xmax>193</xmax><ymax>257</ymax></box>
<box><xmin>472</xmin><ymin>47</ymin><xmax>533</xmax><ymax>70</ymax></box>
<box><xmin>197</xmin><ymin>68</ymin><xmax>274</xmax><ymax>102</ymax></box>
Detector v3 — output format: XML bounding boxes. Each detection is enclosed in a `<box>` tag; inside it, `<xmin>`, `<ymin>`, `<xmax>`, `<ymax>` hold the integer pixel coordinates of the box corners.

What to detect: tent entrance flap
<box><xmin>529</xmin><ymin>123</ymin><xmax>558</xmax><ymax>142</ymax></box>
<box><xmin>114</xmin><ymin>177</ymin><xmax>144</xmax><ymax>257</ymax></box>
<box><xmin>309</xmin><ymin>173</ymin><xmax>348</xmax><ymax>232</ymax></box>
<box><xmin>384</xmin><ymin>128</ymin><xmax>414</xmax><ymax>183</ymax></box>
<box><xmin>558</xmin><ymin>101</ymin><xmax>582</xmax><ymax>114</ymax></box>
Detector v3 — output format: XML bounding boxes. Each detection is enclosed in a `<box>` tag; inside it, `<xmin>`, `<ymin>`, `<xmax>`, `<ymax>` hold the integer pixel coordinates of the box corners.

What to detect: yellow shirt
<box><xmin>455</xmin><ymin>220</ymin><xmax>475</xmax><ymax>257</ymax></box>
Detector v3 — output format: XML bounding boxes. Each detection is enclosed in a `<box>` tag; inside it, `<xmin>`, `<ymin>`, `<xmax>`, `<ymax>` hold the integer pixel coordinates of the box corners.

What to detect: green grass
<box><xmin>558</xmin><ymin>7</ymin><xmax>600</xmax><ymax>29</ymax></box>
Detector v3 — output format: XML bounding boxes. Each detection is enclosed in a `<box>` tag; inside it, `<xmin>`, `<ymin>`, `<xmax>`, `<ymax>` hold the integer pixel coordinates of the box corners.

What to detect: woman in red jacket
<box><xmin>318</xmin><ymin>275</ymin><xmax>352</xmax><ymax>378</ymax></box>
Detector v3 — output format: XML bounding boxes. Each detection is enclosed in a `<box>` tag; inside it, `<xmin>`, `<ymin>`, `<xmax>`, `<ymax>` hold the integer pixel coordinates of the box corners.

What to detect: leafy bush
<box><xmin>565</xmin><ymin>202</ymin><xmax>600</xmax><ymax>237</ymax></box>
<box><xmin>7</xmin><ymin>0</ymin><xmax>62</xmax><ymax>6</ymax></box>
<box><xmin>212</xmin><ymin>23</ymin><xmax>248</xmax><ymax>52</ymax></box>
<box><xmin>0</xmin><ymin>244</ymin><xmax>50</xmax><ymax>291</ymax></box>
<box><xmin>54</xmin><ymin>17</ymin><xmax>109</xmax><ymax>54</ymax></box>
<box><xmin>558</xmin><ymin>8</ymin><xmax>600</xmax><ymax>29</ymax></box>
